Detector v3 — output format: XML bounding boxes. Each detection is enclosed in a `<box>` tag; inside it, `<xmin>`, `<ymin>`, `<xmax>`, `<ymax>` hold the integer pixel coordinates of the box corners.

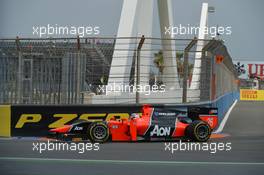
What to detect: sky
<box><xmin>0</xmin><ymin>0</ymin><xmax>263</xmax><ymax>61</ymax></box>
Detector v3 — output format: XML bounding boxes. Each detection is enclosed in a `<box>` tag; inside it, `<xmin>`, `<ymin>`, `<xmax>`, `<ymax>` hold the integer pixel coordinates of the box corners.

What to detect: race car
<box><xmin>49</xmin><ymin>105</ymin><xmax>218</xmax><ymax>143</ymax></box>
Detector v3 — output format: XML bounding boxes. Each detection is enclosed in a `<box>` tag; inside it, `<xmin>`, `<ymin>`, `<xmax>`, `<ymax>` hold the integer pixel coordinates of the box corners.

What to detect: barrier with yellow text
<box><xmin>240</xmin><ymin>89</ymin><xmax>264</xmax><ymax>101</ymax></box>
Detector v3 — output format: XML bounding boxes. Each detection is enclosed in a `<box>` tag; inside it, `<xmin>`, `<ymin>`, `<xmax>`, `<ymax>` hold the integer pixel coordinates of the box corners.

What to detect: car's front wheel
<box><xmin>88</xmin><ymin>122</ymin><xmax>109</xmax><ymax>143</ymax></box>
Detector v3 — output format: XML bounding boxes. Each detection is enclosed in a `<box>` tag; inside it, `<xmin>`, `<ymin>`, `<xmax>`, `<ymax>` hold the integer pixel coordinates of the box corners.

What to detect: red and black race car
<box><xmin>49</xmin><ymin>105</ymin><xmax>218</xmax><ymax>143</ymax></box>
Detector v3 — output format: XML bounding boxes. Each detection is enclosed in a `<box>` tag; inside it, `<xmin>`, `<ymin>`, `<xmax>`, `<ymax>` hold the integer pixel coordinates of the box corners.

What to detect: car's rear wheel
<box><xmin>185</xmin><ymin>120</ymin><xmax>211</xmax><ymax>142</ymax></box>
<box><xmin>88</xmin><ymin>122</ymin><xmax>109</xmax><ymax>143</ymax></box>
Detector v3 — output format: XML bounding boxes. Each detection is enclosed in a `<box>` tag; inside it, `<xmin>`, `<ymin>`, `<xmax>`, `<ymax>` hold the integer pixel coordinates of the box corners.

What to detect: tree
<box><xmin>154</xmin><ymin>51</ymin><xmax>164</xmax><ymax>73</ymax></box>
<box><xmin>176</xmin><ymin>52</ymin><xmax>184</xmax><ymax>78</ymax></box>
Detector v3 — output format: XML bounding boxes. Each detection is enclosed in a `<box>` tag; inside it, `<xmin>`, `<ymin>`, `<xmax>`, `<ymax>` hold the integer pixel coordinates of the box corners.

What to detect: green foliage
<box><xmin>154</xmin><ymin>51</ymin><xmax>164</xmax><ymax>73</ymax></box>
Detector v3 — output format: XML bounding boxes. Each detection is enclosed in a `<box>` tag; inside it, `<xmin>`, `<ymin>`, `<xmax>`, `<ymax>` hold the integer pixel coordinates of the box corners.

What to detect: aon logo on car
<box><xmin>74</xmin><ymin>126</ymin><xmax>83</xmax><ymax>131</ymax></box>
<box><xmin>150</xmin><ymin>125</ymin><xmax>171</xmax><ymax>136</ymax></box>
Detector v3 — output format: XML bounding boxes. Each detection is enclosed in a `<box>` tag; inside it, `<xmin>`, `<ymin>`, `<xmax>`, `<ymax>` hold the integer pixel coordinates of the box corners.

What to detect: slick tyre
<box><xmin>88</xmin><ymin>122</ymin><xmax>109</xmax><ymax>143</ymax></box>
<box><xmin>186</xmin><ymin>120</ymin><xmax>211</xmax><ymax>142</ymax></box>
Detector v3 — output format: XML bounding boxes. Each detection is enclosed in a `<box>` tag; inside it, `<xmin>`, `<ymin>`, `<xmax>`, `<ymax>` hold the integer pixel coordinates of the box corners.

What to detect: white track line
<box><xmin>0</xmin><ymin>157</ymin><xmax>263</xmax><ymax>165</ymax></box>
<box><xmin>214</xmin><ymin>100</ymin><xmax>238</xmax><ymax>133</ymax></box>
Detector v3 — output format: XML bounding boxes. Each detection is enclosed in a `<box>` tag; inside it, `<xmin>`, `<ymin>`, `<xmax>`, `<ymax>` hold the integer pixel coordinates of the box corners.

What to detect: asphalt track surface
<box><xmin>1</xmin><ymin>101</ymin><xmax>264</xmax><ymax>175</ymax></box>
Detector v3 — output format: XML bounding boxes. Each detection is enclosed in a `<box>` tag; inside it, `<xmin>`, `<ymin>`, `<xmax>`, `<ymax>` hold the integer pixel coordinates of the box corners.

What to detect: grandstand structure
<box><xmin>0</xmin><ymin>38</ymin><xmax>115</xmax><ymax>104</ymax></box>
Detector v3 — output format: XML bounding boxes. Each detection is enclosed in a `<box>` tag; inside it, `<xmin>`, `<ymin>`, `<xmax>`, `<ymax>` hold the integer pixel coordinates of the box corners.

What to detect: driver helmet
<box><xmin>131</xmin><ymin>113</ymin><xmax>140</xmax><ymax>119</ymax></box>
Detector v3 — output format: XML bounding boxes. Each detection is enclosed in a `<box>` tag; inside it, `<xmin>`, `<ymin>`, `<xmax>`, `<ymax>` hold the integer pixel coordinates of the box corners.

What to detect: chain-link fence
<box><xmin>0</xmin><ymin>37</ymin><xmax>238</xmax><ymax>104</ymax></box>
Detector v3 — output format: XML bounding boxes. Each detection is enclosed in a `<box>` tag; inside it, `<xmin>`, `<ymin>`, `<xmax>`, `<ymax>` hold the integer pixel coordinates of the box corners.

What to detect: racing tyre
<box><xmin>88</xmin><ymin>122</ymin><xmax>109</xmax><ymax>143</ymax></box>
<box><xmin>185</xmin><ymin>120</ymin><xmax>211</xmax><ymax>142</ymax></box>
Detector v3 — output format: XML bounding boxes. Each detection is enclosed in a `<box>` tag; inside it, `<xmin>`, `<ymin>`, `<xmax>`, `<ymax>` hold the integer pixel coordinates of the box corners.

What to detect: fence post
<box><xmin>16</xmin><ymin>36</ymin><xmax>22</xmax><ymax>103</ymax></box>
<box><xmin>76</xmin><ymin>36</ymin><xmax>81</xmax><ymax>104</ymax></box>
<box><xmin>136</xmin><ymin>35</ymin><xmax>145</xmax><ymax>104</ymax></box>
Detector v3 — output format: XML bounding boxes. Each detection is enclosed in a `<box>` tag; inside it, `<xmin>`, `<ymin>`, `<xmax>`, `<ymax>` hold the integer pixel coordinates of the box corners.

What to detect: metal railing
<box><xmin>0</xmin><ymin>36</ymin><xmax>238</xmax><ymax>104</ymax></box>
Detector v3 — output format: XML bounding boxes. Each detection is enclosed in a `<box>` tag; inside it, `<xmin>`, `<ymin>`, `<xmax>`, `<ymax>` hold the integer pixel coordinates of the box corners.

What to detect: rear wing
<box><xmin>188</xmin><ymin>107</ymin><xmax>218</xmax><ymax>129</ymax></box>
<box><xmin>141</xmin><ymin>105</ymin><xmax>218</xmax><ymax>129</ymax></box>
